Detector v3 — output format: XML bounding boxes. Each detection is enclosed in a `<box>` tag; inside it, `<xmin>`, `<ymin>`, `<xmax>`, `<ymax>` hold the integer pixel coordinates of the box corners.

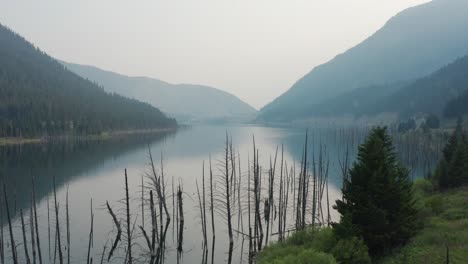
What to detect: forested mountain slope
<box><xmin>0</xmin><ymin>24</ymin><xmax>176</xmax><ymax>138</ymax></box>
<box><xmin>63</xmin><ymin>62</ymin><xmax>257</xmax><ymax>123</ymax></box>
<box><xmin>258</xmin><ymin>0</ymin><xmax>468</xmax><ymax>122</ymax></box>
<box><xmin>371</xmin><ymin>55</ymin><xmax>468</xmax><ymax>118</ymax></box>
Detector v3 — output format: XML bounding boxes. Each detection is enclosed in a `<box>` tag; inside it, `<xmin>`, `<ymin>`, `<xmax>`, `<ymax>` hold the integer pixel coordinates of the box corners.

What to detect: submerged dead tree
<box><xmin>53</xmin><ymin>175</ymin><xmax>64</xmax><ymax>264</ymax></box>
<box><xmin>105</xmin><ymin>201</ymin><xmax>121</xmax><ymax>262</ymax></box>
<box><xmin>20</xmin><ymin>209</ymin><xmax>31</xmax><ymax>264</ymax></box>
<box><xmin>4</xmin><ymin>183</ymin><xmax>18</xmax><ymax>264</ymax></box>
<box><xmin>125</xmin><ymin>170</ymin><xmax>132</xmax><ymax>264</ymax></box>
<box><xmin>176</xmin><ymin>184</ymin><xmax>184</xmax><ymax>254</ymax></box>
<box><xmin>86</xmin><ymin>199</ymin><xmax>94</xmax><ymax>264</ymax></box>
<box><xmin>31</xmin><ymin>176</ymin><xmax>42</xmax><ymax>264</ymax></box>
<box><xmin>209</xmin><ymin>158</ymin><xmax>215</xmax><ymax>264</ymax></box>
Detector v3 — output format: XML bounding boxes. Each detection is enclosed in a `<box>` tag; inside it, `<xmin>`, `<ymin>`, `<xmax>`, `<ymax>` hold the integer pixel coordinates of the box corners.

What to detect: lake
<box><xmin>0</xmin><ymin>125</ymin><xmax>441</xmax><ymax>264</ymax></box>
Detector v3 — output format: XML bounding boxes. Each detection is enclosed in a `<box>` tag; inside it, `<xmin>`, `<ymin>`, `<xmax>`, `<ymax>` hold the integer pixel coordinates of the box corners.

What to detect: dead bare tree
<box><xmin>32</xmin><ymin>176</ymin><xmax>42</xmax><ymax>264</ymax></box>
<box><xmin>20</xmin><ymin>209</ymin><xmax>31</xmax><ymax>264</ymax></box>
<box><xmin>53</xmin><ymin>175</ymin><xmax>64</xmax><ymax>264</ymax></box>
<box><xmin>105</xmin><ymin>202</ymin><xmax>121</xmax><ymax>262</ymax></box>
<box><xmin>66</xmin><ymin>187</ymin><xmax>70</xmax><ymax>264</ymax></box>
<box><xmin>125</xmin><ymin>170</ymin><xmax>132</xmax><ymax>264</ymax></box>
<box><xmin>29</xmin><ymin>198</ymin><xmax>36</xmax><ymax>264</ymax></box>
<box><xmin>4</xmin><ymin>183</ymin><xmax>18</xmax><ymax>264</ymax></box>
<box><xmin>86</xmin><ymin>199</ymin><xmax>94</xmax><ymax>264</ymax></box>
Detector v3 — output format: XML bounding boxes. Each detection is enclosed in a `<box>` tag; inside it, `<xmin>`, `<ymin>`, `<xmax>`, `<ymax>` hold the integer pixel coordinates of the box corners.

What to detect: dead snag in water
<box><xmin>265</xmin><ymin>146</ymin><xmax>278</xmax><ymax>246</ymax></box>
<box><xmin>4</xmin><ymin>183</ymin><xmax>18</xmax><ymax>264</ymax></box>
<box><xmin>105</xmin><ymin>202</ymin><xmax>121</xmax><ymax>262</ymax></box>
<box><xmin>252</xmin><ymin>138</ymin><xmax>263</xmax><ymax>251</ymax></box>
<box><xmin>196</xmin><ymin>179</ymin><xmax>207</xmax><ymax>257</ymax></box>
<box><xmin>32</xmin><ymin>176</ymin><xmax>43</xmax><ymax>264</ymax></box>
<box><xmin>99</xmin><ymin>241</ymin><xmax>107</xmax><ymax>264</ymax></box>
<box><xmin>47</xmin><ymin>196</ymin><xmax>50</xmax><ymax>263</ymax></box>
<box><xmin>177</xmin><ymin>184</ymin><xmax>184</xmax><ymax>253</ymax></box>
<box><xmin>247</xmin><ymin>154</ymin><xmax>252</xmax><ymax>261</ymax></box>
<box><xmin>278</xmin><ymin>145</ymin><xmax>284</xmax><ymax>241</ymax></box>
<box><xmin>150</xmin><ymin>191</ymin><xmax>157</xmax><ymax>264</ymax></box>
<box><xmin>202</xmin><ymin>162</ymin><xmax>208</xmax><ymax>253</ymax></box>
<box><xmin>53</xmin><ymin>175</ymin><xmax>64</xmax><ymax>264</ymax></box>
<box><xmin>225</xmin><ymin>134</ymin><xmax>234</xmax><ymax>249</ymax></box>
<box><xmin>29</xmin><ymin>198</ymin><xmax>36</xmax><ymax>264</ymax></box>
<box><xmin>86</xmin><ymin>199</ymin><xmax>94</xmax><ymax>264</ymax></box>
<box><xmin>141</xmin><ymin>176</ymin><xmax>145</xmax><ymax>229</ymax></box>
<box><xmin>209</xmin><ymin>157</ymin><xmax>215</xmax><ymax>264</ymax></box>
<box><xmin>66</xmin><ymin>186</ymin><xmax>70</xmax><ymax>264</ymax></box>
<box><xmin>20</xmin><ymin>209</ymin><xmax>31</xmax><ymax>264</ymax></box>
<box><xmin>124</xmin><ymin>169</ymin><xmax>132</xmax><ymax>264</ymax></box>
<box><xmin>237</xmin><ymin>152</ymin><xmax>244</xmax><ymax>235</ymax></box>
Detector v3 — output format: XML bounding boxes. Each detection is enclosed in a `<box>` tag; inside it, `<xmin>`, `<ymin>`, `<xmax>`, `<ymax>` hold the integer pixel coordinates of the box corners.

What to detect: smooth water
<box><xmin>0</xmin><ymin>125</ymin><xmax>440</xmax><ymax>264</ymax></box>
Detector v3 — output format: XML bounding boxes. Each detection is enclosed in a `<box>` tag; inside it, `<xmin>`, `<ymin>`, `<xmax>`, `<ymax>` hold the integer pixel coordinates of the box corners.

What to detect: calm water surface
<box><xmin>0</xmin><ymin>125</ymin><xmax>439</xmax><ymax>263</ymax></box>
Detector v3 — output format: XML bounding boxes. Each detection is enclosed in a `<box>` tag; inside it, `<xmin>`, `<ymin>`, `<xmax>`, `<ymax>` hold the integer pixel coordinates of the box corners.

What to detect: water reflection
<box><xmin>0</xmin><ymin>132</ymin><xmax>174</xmax><ymax>223</ymax></box>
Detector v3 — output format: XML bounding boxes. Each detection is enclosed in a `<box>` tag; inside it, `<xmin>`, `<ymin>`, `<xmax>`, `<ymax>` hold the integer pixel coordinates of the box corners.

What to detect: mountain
<box><xmin>306</xmin><ymin>54</ymin><xmax>468</xmax><ymax>119</ymax></box>
<box><xmin>371</xmin><ymin>55</ymin><xmax>468</xmax><ymax>118</ymax></box>
<box><xmin>62</xmin><ymin>62</ymin><xmax>257</xmax><ymax>123</ymax></box>
<box><xmin>258</xmin><ymin>0</ymin><xmax>468</xmax><ymax>122</ymax></box>
<box><xmin>0</xmin><ymin>24</ymin><xmax>176</xmax><ymax>138</ymax></box>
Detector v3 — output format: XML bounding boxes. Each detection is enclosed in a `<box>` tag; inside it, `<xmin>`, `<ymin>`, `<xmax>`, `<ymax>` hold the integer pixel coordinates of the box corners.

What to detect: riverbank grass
<box><xmin>380</xmin><ymin>184</ymin><xmax>468</xmax><ymax>263</ymax></box>
<box><xmin>257</xmin><ymin>181</ymin><xmax>468</xmax><ymax>263</ymax></box>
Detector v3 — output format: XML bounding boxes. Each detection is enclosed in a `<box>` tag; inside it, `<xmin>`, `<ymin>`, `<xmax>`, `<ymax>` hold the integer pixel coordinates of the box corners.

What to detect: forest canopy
<box><xmin>0</xmin><ymin>24</ymin><xmax>176</xmax><ymax>138</ymax></box>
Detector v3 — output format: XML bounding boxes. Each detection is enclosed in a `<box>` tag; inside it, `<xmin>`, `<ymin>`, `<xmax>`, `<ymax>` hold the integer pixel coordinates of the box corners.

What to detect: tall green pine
<box><xmin>438</xmin><ymin>117</ymin><xmax>468</xmax><ymax>188</ymax></box>
<box><xmin>334</xmin><ymin>127</ymin><xmax>417</xmax><ymax>256</ymax></box>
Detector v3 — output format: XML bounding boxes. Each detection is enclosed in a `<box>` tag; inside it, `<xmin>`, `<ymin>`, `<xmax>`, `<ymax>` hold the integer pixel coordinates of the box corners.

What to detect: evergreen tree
<box><xmin>438</xmin><ymin>117</ymin><xmax>468</xmax><ymax>188</ymax></box>
<box><xmin>334</xmin><ymin>127</ymin><xmax>417</xmax><ymax>256</ymax></box>
<box><xmin>442</xmin><ymin>117</ymin><xmax>465</xmax><ymax>162</ymax></box>
<box><xmin>445</xmin><ymin>143</ymin><xmax>468</xmax><ymax>187</ymax></box>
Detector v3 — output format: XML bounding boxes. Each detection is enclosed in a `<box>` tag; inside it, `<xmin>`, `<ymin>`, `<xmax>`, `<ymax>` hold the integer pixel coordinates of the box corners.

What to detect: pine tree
<box><xmin>438</xmin><ymin>117</ymin><xmax>468</xmax><ymax>188</ymax></box>
<box><xmin>442</xmin><ymin>117</ymin><xmax>465</xmax><ymax>162</ymax></box>
<box><xmin>444</xmin><ymin>142</ymin><xmax>468</xmax><ymax>188</ymax></box>
<box><xmin>334</xmin><ymin>127</ymin><xmax>417</xmax><ymax>256</ymax></box>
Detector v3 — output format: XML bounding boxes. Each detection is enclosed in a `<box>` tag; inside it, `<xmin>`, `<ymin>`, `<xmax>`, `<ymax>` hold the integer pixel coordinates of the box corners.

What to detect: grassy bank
<box><xmin>380</xmin><ymin>183</ymin><xmax>468</xmax><ymax>263</ymax></box>
<box><xmin>0</xmin><ymin>127</ymin><xmax>177</xmax><ymax>146</ymax></box>
<box><xmin>257</xmin><ymin>180</ymin><xmax>468</xmax><ymax>264</ymax></box>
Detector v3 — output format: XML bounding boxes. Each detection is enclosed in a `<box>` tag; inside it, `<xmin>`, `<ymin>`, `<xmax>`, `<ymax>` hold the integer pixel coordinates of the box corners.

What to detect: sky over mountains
<box><xmin>0</xmin><ymin>0</ymin><xmax>428</xmax><ymax>108</ymax></box>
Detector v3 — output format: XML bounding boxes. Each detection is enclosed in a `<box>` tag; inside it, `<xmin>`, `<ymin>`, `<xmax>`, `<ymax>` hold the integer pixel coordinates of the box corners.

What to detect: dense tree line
<box><xmin>0</xmin><ymin>24</ymin><xmax>176</xmax><ymax>138</ymax></box>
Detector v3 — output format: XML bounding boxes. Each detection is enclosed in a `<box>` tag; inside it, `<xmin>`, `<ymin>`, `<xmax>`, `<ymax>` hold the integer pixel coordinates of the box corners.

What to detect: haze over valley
<box><xmin>0</xmin><ymin>1</ymin><xmax>468</xmax><ymax>263</ymax></box>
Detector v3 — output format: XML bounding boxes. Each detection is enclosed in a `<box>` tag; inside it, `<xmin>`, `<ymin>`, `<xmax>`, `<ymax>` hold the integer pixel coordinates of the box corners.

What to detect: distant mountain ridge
<box><xmin>0</xmin><ymin>24</ymin><xmax>176</xmax><ymax>138</ymax></box>
<box><xmin>63</xmin><ymin>62</ymin><xmax>257</xmax><ymax>123</ymax></box>
<box><xmin>371</xmin><ymin>55</ymin><xmax>468</xmax><ymax>118</ymax></box>
<box><xmin>258</xmin><ymin>0</ymin><xmax>468</xmax><ymax>122</ymax></box>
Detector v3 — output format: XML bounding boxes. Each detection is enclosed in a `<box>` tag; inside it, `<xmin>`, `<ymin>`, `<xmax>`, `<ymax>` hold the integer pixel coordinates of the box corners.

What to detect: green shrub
<box><xmin>257</xmin><ymin>228</ymin><xmax>338</xmax><ymax>264</ymax></box>
<box><xmin>441</xmin><ymin>208</ymin><xmax>468</xmax><ymax>220</ymax></box>
<box><xmin>413</xmin><ymin>178</ymin><xmax>434</xmax><ymax>195</ymax></box>
<box><xmin>308</xmin><ymin>228</ymin><xmax>337</xmax><ymax>252</ymax></box>
<box><xmin>268</xmin><ymin>249</ymin><xmax>337</xmax><ymax>264</ymax></box>
<box><xmin>331</xmin><ymin>237</ymin><xmax>371</xmax><ymax>264</ymax></box>
<box><xmin>288</xmin><ymin>229</ymin><xmax>315</xmax><ymax>246</ymax></box>
<box><xmin>425</xmin><ymin>195</ymin><xmax>444</xmax><ymax>215</ymax></box>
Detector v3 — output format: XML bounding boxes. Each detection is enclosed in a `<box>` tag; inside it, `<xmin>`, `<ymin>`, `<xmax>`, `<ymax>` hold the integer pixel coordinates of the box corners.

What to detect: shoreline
<box><xmin>0</xmin><ymin>127</ymin><xmax>178</xmax><ymax>146</ymax></box>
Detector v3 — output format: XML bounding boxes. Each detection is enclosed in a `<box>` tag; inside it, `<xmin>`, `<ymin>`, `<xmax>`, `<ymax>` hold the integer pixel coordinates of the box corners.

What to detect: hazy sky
<box><xmin>1</xmin><ymin>0</ymin><xmax>429</xmax><ymax>109</ymax></box>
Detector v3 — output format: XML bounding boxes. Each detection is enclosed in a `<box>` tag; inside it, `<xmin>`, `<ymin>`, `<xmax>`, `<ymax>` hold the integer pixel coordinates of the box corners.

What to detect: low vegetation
<box><xmin>258</xmin><ymin>124</ymin><xmax>468</xmax><ymax>263</ymax></box>
<box><xmin>380</xmin><ymin>181</ymin><xmax>468</xmax><ymax>263</ymax></box>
